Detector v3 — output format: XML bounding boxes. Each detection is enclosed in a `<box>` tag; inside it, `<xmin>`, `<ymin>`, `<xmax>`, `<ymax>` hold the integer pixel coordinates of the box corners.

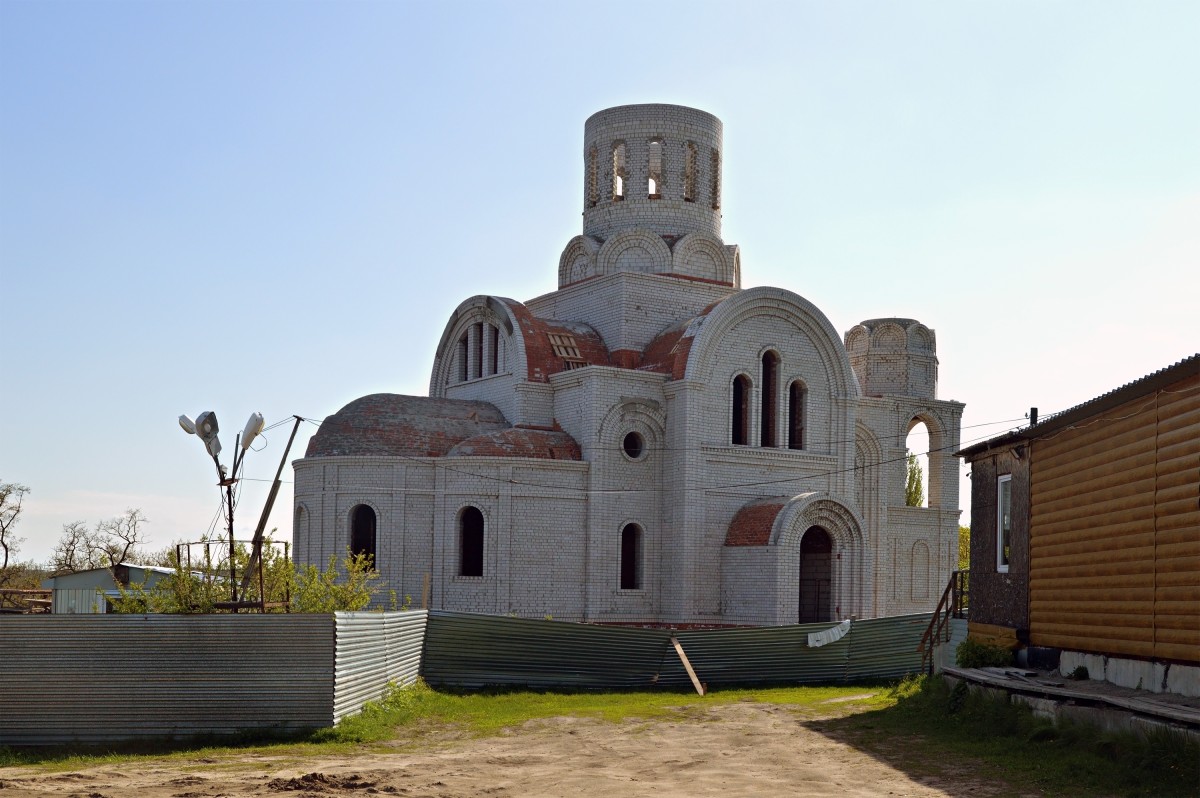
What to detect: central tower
<box><xmin>582</xmin><ymin>104</ymin><xmax>723</xmax><ymax>241</ymax></box>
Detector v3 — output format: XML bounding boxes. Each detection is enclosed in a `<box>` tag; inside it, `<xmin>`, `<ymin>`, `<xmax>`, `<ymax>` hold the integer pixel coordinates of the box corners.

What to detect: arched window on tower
<box><xmin>647</xmin><ymin>138</ymin><xmax>663</xmax><ymax>198</ymax></box>
<box><xmin>459</xmin><ymin>506</ymin><xmax>484</xmax><ymax>577</ymax></box>
<box><xmin>612</xmin><ymin>142</ymin><xmax>626</xmax><ymax>201</ymax></box>
<box><xmin>683</xmin><ymin>141</ymin><xmax>697</xmax><ymax>202</ymax></box>
<box><xmin>710</xmin><ymin>149</ymin><xmax>721</xmax><ymax>210</ymax></box>
<box><xmin>620</xmin><ymin>523</ymin><xmax>642</xmax><ymax>589</ymax></box>
<box><xmin>587</xmin><ymin>146</ymin><xmax>599</xmax><ymax>208</ymax></box>
<box><xmin>761</xmin><ymin>351</ymin><xmax>779</xmax><ymax>447</ymax></box>
<box><xmin>732</xmin><ymin>374</ymin><xmax>751</xmax><ymax>446</ymax></box>
<box><xmin>350</xmin><ymin>504</ymin><xmax>377</xmax><ymax>566</ymax></box>
<box><xmin>788</xmin><ymin>380</ymin><xmax>807</xmax><ymax>450</ymax></box>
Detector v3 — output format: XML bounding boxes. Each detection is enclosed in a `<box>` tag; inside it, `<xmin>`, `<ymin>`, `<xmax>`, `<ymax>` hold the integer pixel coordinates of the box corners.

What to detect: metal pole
<box><xmin>238</xmin><ymin>416</ymin><xmax>304</xmax><ymax>600</ymax></box>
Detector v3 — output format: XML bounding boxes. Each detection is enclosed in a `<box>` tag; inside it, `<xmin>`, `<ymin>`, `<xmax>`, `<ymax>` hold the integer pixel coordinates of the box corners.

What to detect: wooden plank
<box><xmin>1033</xmin><ymin>489</ymin><xmax>1156</xmax><ymax>526</ymax></box>
<box><xmin>670</xmin><ymin>637</ymin><xmax>706</xmax><ymax>697</ymax></box>
<box><xmin>1033</xmin><ymin>467</ymin><xmax>1155</xmax><ymax>506</ymax></box>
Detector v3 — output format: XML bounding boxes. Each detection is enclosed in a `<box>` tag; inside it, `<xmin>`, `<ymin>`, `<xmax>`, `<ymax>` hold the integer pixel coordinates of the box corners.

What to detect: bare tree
<box><xmin>95</xmin><ymin>508</ymin><xmax>149</xmax><ymax>567</ymax></box>
<box><xmin>0</xmin><ymin>481</ymin><xmax>31</xmax><ymax>585</ymax></box>
<box><xmin>50</xmin><ymin>509</ymin><xmax>150</xmax><ymax>575</ymax></box>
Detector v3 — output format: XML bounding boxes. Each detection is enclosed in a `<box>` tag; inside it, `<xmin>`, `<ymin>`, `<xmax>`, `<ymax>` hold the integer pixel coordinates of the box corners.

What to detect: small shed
<box><xmin>40</xmin><ymin>565</ymin><xmax>175</xmax><ymax>614</ymax></box>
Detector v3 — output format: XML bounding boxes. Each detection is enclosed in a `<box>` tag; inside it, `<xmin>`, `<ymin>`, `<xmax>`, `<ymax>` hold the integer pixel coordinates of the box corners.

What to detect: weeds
<box><xmin>834</xmin><ymin>675</ymin><xmax>1200</xmax><ymax>798</ymax></box>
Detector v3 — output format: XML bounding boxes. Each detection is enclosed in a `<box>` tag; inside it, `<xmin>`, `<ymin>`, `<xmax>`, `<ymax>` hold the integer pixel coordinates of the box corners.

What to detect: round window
<box><xmin>622</xmin><ymin>431</ymin><xmax>645</xmax><ymax>460</ymax></box>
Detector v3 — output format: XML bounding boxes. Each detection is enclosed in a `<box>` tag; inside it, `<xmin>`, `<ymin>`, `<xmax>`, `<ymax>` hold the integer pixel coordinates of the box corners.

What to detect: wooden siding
<box><xmin>1029</xmin><ymin>371</ymin><xmax>1200</xmax><ymax>663</ymax></box>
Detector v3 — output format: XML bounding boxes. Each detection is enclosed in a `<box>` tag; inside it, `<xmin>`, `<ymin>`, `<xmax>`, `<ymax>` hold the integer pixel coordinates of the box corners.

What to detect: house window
<box><xmin>997</xmin><ymin>474</ymin><xmax>1012</xmax><ymax>573</ymax></box>
<box><xmin>620</xmin><ymin>523</ymin><xmax>642</xmax><ymax>589</ymax></box>
<box><xmin>459</xmin><ymin>506</ymin><xmax>484</xmax><ymax>577</ymax></box>
<box><xmin>761</xmin><ymin>351</ymin><xmax>779</xmax><ymax>447</ymax></box>
<box><xmin>612</xmin><ymin>142</ymin><xmax>626</xmax><ymax>201</ymax></box>
<box><xmin>350</xmin><ymin>504</ymin><xmax>377</xmax><ymax>565</ymax></box>
<box><xmin>788</xmin><ymin>380</ymin><xmax>806</xmax><ymax>450</ymax></box>
<box><xmin>732</xmin><ymin>374</ymin><xmax>750</xmax><ymax>445</ymax></box>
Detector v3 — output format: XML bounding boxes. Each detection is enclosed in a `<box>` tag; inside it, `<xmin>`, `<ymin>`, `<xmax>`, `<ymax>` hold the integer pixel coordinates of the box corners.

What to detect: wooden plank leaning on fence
<box><xmin>670</xmin><ymin>636</ymin><xmax>707</xmax><ymax>696</ymax></box>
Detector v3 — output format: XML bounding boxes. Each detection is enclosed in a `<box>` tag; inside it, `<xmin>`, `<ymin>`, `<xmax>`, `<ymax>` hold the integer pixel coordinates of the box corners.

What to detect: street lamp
<box><xmin>178</xmin><ymin>410</ymin><xmax>302</xmax><ymax>610</ymax></box>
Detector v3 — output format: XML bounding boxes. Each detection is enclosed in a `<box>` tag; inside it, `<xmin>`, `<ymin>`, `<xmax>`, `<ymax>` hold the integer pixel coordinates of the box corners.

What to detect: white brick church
<box><xmin>294</xmin><ymin>104</ymin><xmax>963</xmax><ymax>625</ymax></box>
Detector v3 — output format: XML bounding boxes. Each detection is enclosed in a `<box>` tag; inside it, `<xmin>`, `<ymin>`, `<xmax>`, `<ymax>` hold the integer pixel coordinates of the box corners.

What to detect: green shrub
<box><xmin>956</xmin><ymin>638</ymin><xmax>1014</xmax><ymax>668</ymax></box>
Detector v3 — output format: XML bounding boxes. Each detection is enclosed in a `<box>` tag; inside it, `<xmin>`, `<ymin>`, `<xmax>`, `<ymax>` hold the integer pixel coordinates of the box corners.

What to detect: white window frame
<box><xmin>996</xmin><ymin>474</ymin><xmax>1012</xmax><ymax>573</ymax></box>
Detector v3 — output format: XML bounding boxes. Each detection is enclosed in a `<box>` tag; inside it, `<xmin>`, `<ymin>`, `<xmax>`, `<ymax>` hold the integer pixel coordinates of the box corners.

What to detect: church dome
<box><xmin>447</xmin><ymin>428</ymin><xmax>582</xmax><ymax>460</ymax></box>
<box><xmin>305</xmin><ymin>394</ymin><xmax>509</xmax><ymax>458</ymax></box>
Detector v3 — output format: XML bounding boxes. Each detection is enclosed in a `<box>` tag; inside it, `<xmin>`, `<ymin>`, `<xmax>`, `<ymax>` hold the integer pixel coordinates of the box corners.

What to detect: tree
<box><xmin>958</xmin><ymin>525</ymin><xmax>971</xmax><ymax>571</ymax></box>
<box><xmin>0</xmin><ymin>481</ymin><xmax>31</xmax><ymax>586</ymax></box>
<box><xmin>904</xmin><ymin>450</ymin><xmax>924</xmax><ymax>507</ymax></box>
<box><xmin>50</xmin><ymin>508</ymin><xmax>149</xmax><ymax>575</ymax></box>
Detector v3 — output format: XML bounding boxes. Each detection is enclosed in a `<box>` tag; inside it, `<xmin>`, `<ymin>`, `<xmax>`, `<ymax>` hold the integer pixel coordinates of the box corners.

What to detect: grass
<box><xmin>813</xmin><ymin>675</ymin><xmax>1200</xmax><ymax>798</ymax></box>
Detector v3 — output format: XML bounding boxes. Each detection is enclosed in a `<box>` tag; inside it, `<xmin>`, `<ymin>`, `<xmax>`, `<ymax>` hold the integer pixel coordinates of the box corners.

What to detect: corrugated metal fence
<box><xmin>333</xmin><ymin>611</ymin><xmax>427</xmax><ymax>722</ymax></box>
<box><xmin>0</xmin><ymin>614</ymin><xmax>336</xmax><ymax>745</ymax></box>
<box><xmin>421</xmin><ymin>611</ymin><xmax>931</xmax><ymax>689</ymax></box>
<box><xmin>0</xmin><ymin>610</ymin><xmax>929</xmax><ymax>745</ymax></box>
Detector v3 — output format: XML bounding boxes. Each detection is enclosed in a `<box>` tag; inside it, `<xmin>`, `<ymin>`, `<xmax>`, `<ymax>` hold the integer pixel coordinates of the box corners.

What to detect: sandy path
<box><xmin>0</xmin><ymin>701</ymin><xmax>1002</xmax><ymax>798</ymax></box>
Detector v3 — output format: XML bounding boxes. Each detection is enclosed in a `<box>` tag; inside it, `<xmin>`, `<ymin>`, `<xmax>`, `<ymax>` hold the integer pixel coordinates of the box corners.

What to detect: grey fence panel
<box><xmin>0</xmin><ymin>614</ymin><xmax>335</xmax><ymax>746</ymax></box>
<box><xmin>662</xmin><ymin>622</ymin><xmax>854</xmax><ymax>687</ymax></box>
<box><xmin>333</xmin><ymin>611</ymin><xmax>428</xmax><ymax>722</ymax></box>
<box><xmin>844</xmin><ymin>612</ymin><xmax>932</xmax><ymax>681</ymax></box>
<box><xmin>421</xmin><ymin>611</ymin><xmax>673</xmax><ymax>689</ymax></box>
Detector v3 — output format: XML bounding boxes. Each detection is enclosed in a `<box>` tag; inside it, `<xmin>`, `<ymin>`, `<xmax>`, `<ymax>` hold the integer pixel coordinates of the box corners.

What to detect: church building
<box><xmin>294</xmin><ymin>104</ymin><xmax>964</xmax><ymax>625</ymax></box>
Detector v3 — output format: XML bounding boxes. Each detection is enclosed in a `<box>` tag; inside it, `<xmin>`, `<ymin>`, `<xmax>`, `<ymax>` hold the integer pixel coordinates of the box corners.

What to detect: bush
<box><xmin>956</xmin><ymin>638</ymin><xmax>1014</xmax><ymax>668</ymax></box>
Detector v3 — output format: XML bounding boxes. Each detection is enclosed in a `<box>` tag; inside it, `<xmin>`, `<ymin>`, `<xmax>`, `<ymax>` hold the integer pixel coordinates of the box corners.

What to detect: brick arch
<box><xmin>429</xmin><ymin>295</ymin><xmax>523</xmax><ymax>397</ymax></box>
<box><xmin>671</xmin><ymin>232</ymin><xmax>736</xmax><ymax>284</ymax></box>
<box><xmin>557</xmin><ymin>234</ymin><xmax>602</xmax><ymax>288</ymax></box>
<box><xmin>682</xmin><ymin>287</ymin><xmax>861</xmax><ymax>399</ymax></box>
<box><xmin>596</xmin><ymin>398</ymin><xmax>667</xmax><ymax>455</ymax></box>
<box><xmin>905</xmin><ymin>409</ymin><xmax>949</xmax><ymax>508</ymax></box>
<box><xmin>870</xmin><ymin>321</ymin><xmax>907</xmax><ymax>351</ymax></box>
<box><xmin>596</xmin><ymin>228</ymin><xmax>672</xmax><ymax>277</ymax></box>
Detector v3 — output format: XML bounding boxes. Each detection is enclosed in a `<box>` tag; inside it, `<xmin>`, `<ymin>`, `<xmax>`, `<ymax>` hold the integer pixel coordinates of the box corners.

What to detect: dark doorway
<box><xmin>799</xmin><ymin>525</ymin><xmax>832</xmax><ymax>623</ymax></box>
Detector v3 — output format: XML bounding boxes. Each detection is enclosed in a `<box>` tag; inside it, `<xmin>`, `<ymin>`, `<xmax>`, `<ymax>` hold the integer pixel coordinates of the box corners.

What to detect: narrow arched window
<box><xmin>471</xmin><ymin>322</ymin><xmax>483</xmax><ymax>380</ymax></box>
<box><xmin>612</xmin><ymin>142</ymin><xmax>626</xmax><ymax>201</ymax></box>
<box><xmin>587</xmin><ymin>146</ymin><xmax>599</xmax><ymax>208</ymax></box>
<box><xmin>620</xmin><ymin>524</ymin><xmax>642</xmax><ymax>589</ymax></box>
<box><xmin>732</xmin><ymin>375</ymin><xmax>750</xmax><ymax>445</ymax></box>
<box><xmin>683</xmin><ymin>142</ymin><xmax>697</xmax><ymax>202</ymax></box>
<box><xmin>459</xmin><ymin>506</ymin><xmax>484</xmax><ymax>577</ymax></box>
<box><xmin>647</xmin><ymin>138</ymin><xmax>663</xmax><ymax>198</ymax></box>
<box><xmin>350</xmin><ymin>504</ymin><xmax>377</xmax><ymax>566</ymax></box>
<box><xmin>788</xmin><ymin>380</ymin><xmax>806</xmax><ymax>450</ymax></box>
<box><xmin>761</xmin><ymin>352</ymin><xmax>779</xmax><ymax>447</ymax></box>
<box><xmin>710</xmin><ymin>149</ymin><xmax>721</xmax><ymax>210</ymax></box>
<box><xmin>457</xmin><ymin>333</ymin><xmax>468</xmax><ymax>382</ymax></box>
<box><xmin>488</xmin><ymin>324</ymin><xmax>500</xmax><ymax>375</ymax></box>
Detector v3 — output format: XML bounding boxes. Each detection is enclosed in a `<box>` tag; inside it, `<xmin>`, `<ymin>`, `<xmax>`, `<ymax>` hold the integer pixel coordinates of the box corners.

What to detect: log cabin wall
<box><xmin>1028</xmin><ymin>368</ymin><xmax>1200</xmax><ymax>664</ymax></box>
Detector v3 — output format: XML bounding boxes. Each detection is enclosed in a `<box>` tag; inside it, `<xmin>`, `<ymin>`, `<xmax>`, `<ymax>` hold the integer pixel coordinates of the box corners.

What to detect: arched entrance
<box><xmin>799</xmin><ymin>526</ymin><xmax>832</xmax><ymax>623</ymax></box>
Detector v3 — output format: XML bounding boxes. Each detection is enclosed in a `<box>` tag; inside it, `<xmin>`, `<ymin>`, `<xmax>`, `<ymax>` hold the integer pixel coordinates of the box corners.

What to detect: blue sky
<box><xmin>2</xmin><ymin>1</ymin><xmax>1197</xmax><ymax>564</ymax></box>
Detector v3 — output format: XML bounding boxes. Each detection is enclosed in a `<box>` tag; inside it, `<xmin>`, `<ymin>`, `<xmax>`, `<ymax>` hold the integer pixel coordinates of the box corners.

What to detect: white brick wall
<box><xmin>294</xmin><ymin>104</ymin><xmax>964</xmax><ymax>626</ymax></box>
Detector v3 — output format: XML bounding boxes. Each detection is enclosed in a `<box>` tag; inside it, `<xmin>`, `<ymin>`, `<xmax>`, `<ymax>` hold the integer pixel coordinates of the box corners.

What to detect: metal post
<box><xmin>238</xmin><ymin>416</ymin><xmax>304</xmax><ymax>600</ymax></box>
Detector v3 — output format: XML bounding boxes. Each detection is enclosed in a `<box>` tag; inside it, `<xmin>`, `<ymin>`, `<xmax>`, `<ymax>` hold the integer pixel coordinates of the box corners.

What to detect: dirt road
<box><xmin>0</xmin><ymin>700</ymin><xmax>1007</xmax><ymax>797</ymax></box>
